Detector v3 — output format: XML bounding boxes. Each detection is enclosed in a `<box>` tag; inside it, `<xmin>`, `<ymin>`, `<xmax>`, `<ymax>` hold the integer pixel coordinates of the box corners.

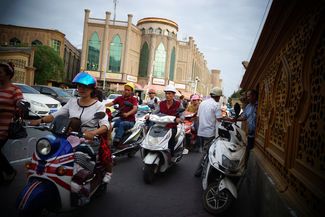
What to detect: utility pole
<box><xmin>113</xmin><ymin>0</ymin><xmax>118</xmax><ymax>24</ymax></box>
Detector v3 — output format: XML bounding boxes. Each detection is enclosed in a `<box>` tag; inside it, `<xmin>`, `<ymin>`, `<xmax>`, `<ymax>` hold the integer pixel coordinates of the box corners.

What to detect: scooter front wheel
<box><xmin>202</xmin><ymin>182</ymin><xmax>234</xmax><ymax>214</ymax></box>
<box><xmin>143</xmin><ymin>164</ymin><xmax>156</xmax><ymax>184</ymax></box>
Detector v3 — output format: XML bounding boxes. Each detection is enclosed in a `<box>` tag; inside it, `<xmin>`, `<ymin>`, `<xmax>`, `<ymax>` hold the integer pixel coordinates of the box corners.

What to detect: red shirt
<box><xmin>159</xmin><ymin>100</ymin><xmax>181</xmax><ymax>128</ymax></box>
<box><xmin>0</xmin><ymin>83</ymin><xmax>23</xmax><ymax>139</ymax></box>
<box><xmin>113</xmin><ymin>95</ymin><xmax>138</xmax><ymax>122</ymax></box>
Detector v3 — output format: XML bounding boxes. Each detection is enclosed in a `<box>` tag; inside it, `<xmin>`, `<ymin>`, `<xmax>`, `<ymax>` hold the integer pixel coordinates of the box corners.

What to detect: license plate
<box><xmin>49</xmin><ymin>109</ymin><xmax>57</xmax><ymax>114</ymax></box>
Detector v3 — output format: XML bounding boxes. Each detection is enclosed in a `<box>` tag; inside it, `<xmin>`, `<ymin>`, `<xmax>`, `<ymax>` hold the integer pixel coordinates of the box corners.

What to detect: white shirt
<box><xmin>197</xmin><ymin>98</ymin><xmax>222</xmax><ymax>138</ymax></box>
<box><xmin>52</xmin><ymin>98</ymin><xmax>110</xmax><ymax>132</ymax></box>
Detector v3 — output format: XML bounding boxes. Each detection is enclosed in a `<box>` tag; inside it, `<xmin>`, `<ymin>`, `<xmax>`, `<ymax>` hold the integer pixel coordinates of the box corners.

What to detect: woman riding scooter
<box><xmin>29</xmin><ymin>72</ymin><xmax>112</xmax><ymax>183</ymax></box>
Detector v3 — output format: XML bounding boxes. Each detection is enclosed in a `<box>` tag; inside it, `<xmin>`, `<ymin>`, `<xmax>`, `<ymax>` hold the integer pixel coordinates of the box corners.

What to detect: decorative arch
<box><xmin>153</xmin><ymin>43</ymin><xmax>166</xmax><ymax>78</ymax></box>
<box><xmin>139</xmin><ymin>42</ymin><xmax>149</xmax><ymax>77</ymax></box>
<box><xmin>108</xmin><ymin>35</ymin><xmax>122</xmax><ymax>73</ymax></box>
<box><xmin>31</xmin><ymin>40</ymin><xmax>42</xmax><ymax>46</ymax></box>
<box><xmin>169</xmin><ymin>47</ymin><xmax>176</xmax><ymax>81</ymax></box>
<box><xmin>9</xmin><ymin>37</ymin><xmax>21</xmax><ymax>46</ymax></box>
<box><xmin>87</xmin><ymin>32</ymin><xmax>101</xmax><ymax>71</ymax></box>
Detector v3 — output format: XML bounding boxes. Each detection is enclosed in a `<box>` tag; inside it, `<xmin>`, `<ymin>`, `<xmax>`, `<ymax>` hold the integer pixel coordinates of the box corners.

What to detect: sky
<box><xmin>0</xmin><ymin>0</ymin><xmax>271</xmax><ymax>97</ymax></box>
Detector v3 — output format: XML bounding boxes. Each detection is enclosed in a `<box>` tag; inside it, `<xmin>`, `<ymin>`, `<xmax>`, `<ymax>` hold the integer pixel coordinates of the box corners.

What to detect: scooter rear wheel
<box><xmin>202</xmin><ymin>182</ymin><xmax>234</xmax><ymax>214</ymax></box>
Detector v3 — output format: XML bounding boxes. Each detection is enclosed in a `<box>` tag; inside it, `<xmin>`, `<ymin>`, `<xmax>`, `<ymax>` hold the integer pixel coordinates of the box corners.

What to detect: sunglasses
<box><xmin>149</xmin><ymin>92</ymin><xmax>155</xmax><ymax>94</ymax></box>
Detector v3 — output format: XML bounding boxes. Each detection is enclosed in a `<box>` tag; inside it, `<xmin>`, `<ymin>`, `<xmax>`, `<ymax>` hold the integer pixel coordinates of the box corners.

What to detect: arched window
<box><xmin>148</xmin><ymin>27</ymin><xmax>153</xmax><ymax>34</ymax></box>
<box><xmin>153</xmin><ymin>43</ymin><xmax>166</xmax><ymax>79</ymax></box>
<box><xmin>141</xmin><ymin>28</ymin><xmax>146</xmax><ymax>34</ymax></box>
<box><xmin>169</xmin><ymin>47</ymin><xmax>176</xmax><ymax>81</ymax></box>
<box><xmin>156</xmin><ymin>28</ymin><xmax>162</xmax><ymax>34</ymax></box>
<box><xmin>108</xmin><ymin>35</ymin><xmax>122</xmax><ymax>73</ymax></box>
<box><xmin>9</xmin><ymin>37</ymin><xmax>21</xmax><ymax>46</ymax></box>
<box><xmin>139</xmin><ymin>42</ymin><xmax>149</xmax><ymax>77</ymax></box>
<box><xmin>87</xmin><ymin>32</ymin><xmax>101</xmax><ymax>71</ymax></box>
<box><xmin>31</xmin><ymin>40</ymin><xmax>42</xmax><ymax>46</ymax></box>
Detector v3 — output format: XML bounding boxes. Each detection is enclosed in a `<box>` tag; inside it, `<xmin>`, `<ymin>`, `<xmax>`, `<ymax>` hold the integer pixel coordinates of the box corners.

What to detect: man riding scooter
<box><xmin>154</xmin><ymin>84</ymin><xmax>183</xmax><ymax>157</ymax></box>
<box><xmin>105</xmin><ymin>82</ymin><xmax>138</xmax><ymax>149</ymax></box>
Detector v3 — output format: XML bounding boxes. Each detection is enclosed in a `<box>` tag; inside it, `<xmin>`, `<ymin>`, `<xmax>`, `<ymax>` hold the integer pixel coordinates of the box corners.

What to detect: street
<box><xmin>0</xmin><ymin>141</ymin><xmax>251</xmax><ymax>217</ymax></box>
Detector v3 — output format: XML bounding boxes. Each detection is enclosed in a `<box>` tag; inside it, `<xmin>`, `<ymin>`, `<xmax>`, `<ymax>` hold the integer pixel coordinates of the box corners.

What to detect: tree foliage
<box><xmin>34</xmin><ymin>45</ymin><xmax>64</xmax><ymax>84</ymax></box>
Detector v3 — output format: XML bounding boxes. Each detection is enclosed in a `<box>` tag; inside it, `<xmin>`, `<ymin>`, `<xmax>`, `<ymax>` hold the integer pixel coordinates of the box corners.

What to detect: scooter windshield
<box><xmin>149</xmin><ymin>125</ymin><xmax>169</xmax><ymax>137</ymax></box>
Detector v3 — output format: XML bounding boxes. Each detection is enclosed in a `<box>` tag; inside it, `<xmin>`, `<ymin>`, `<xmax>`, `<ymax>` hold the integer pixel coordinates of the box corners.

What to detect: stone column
<box><xmin>80</xmin><ymin>9</ymin><xmax>90</xmax><ymax>71</ymax></box>
<box><xmin>122</xmin><ymin>14</ymin><xmax>133</xmax><ymax>81</ymax></box>
<box><xmin>101</xmin><ymin>11</ymin><xmax>111</xmax><ymax>83</ymax></box>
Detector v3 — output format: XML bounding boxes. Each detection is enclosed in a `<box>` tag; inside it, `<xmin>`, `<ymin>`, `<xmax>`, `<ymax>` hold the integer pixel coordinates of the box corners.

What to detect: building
<box><xmin>0</xmin><ymin>47</ymin><xmax>35</xmax><ymax>85</ymax></box>
<box><xmin>0</xmin><ymin>24</ymin><xmax>81</xmax><ymax>85</ymax></box>
<box><xmin>80</xmin><ymin>10</ymin><xmax>221</xmax><ymax>96</ymax></box>
<box><xmin>240</xmin><ymin>0</ymin><xmax>324</xmax><ymax>216</ymax></box>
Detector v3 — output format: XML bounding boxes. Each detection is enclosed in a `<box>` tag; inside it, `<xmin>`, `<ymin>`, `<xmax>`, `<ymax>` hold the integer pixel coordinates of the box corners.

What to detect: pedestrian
<box><xmin>194</xmin><ymin>87</ymin><xmax>223</xmax><ymax>177</ymax></box>
<box><xmin>221</xmin><ymin>102</ymin><xmax>227</xmax><ymax>117</ymax></box>
<box><xmin>179</xmin><ymin>95</ymin><xmax>188</xmax><ymax>109</ymax></box>
<box><xmin>231</xmin><ymin>89</ymin><xmax>258</xmax><ymax>151</ymax></box>
<box><xmin>146</xmin><ymin>88</ymin><xmax>160</xmax><ymax>110</ymax></box>
<box><xmin>0</xmin><ymin>62</ymin><xmax>23</xmax><ymax>184</ymax></box>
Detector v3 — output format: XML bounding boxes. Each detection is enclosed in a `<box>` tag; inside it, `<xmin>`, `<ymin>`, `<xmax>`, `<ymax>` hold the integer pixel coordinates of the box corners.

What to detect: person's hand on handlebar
<box><xmin>82</xmin><ymin>130</ymin><xmax>98</xmax><ymax>140</ymax></box>
<box><xmin>28</xmin><ymin>119</ymin><xmax>43</xmax><ymax>126</ymax></box>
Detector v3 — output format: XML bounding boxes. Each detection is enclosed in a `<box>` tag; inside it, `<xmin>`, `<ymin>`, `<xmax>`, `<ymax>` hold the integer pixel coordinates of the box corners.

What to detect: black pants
<box><xmin>168</xmin><ymin>128</ymin><xmax>177</xmax><ymax>155</ymax></box>
<box><xmin>0</xmin><ymin>139</ymin><xmax>15</xmax><ymax>175</ymax></box>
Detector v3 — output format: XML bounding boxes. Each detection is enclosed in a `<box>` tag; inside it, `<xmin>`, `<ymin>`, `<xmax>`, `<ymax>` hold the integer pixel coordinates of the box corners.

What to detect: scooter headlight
<box><xmin>36</xmin><ymin>139</ymin><xmax>51</xmax><ymax>155</ymax></box>
<box><xmin>221</xmin><ymin>154</ymin><xmax>239</xmax><ymax>171</ymax></box>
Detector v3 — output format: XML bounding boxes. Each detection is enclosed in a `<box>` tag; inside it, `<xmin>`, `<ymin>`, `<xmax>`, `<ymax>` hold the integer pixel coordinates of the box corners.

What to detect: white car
<box><xmin>103</xmin><ymin>93</ymin><xmax>122</xmax><ymax>104</ymax></box>
<box><xmin>14</xmin><ymin>83</ymin><xmax>62</xmax><ymax>117</ymax></box>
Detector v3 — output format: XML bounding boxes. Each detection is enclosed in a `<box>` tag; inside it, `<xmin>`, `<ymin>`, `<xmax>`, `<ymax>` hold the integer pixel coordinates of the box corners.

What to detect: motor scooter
<box><xmin>200</xmin><ymin>104</ymin><xmax>248</xmax><ymax>214</ymax></box>
<box><xmin>16</xmin><ymin>107</ymin><xmax>108</xmax><ymax>217</ymax></box>
<box><xmin>109</xmin><ymin>103</ymin><xmax>149</xmax><ymax>159</ymax></box>
<box><xmin>183</xmin><ymin>111</ymin><xmax>197</xmax><ymax>151</ymax></box>
<box><xmin>140</xmin><ymin>109</ymin><xmax>185</xmax><ymax>184</ymax></box>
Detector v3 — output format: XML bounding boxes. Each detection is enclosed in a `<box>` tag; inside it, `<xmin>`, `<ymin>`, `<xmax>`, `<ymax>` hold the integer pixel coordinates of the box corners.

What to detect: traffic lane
<box><xmin>0</xmin><ymin>152</ymin><xmax>248</xmax><ymax>217</ymax></box>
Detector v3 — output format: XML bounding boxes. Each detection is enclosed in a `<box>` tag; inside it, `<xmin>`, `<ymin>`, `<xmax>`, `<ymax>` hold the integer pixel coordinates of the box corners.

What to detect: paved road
<box><xmin>0</xmin><ymin>150</ymin><xmax>252</xmax><ymax>217</ymax></box>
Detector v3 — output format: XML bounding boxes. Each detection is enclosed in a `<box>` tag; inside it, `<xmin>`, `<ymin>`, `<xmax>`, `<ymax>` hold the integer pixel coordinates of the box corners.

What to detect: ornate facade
<box><xmin>241</xmin><ymin>0</ymin><xmax>324</xmax><ymax>216</ymax></box>
<box><xmin>80</xmin><ymin>10</ymin><xmax>221</xmax><ymax>96</ymax></box>
<box><xmin>0</xmin><ymin>24</ymin><xmax>81</xmax><ymax>84</ymax></box>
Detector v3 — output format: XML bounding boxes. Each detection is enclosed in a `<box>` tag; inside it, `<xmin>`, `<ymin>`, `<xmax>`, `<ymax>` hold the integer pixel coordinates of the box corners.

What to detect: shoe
<box><xmin>2</xmin><ymin>170</ymin><xmax>17</xmax><ymax>183</ymax></box>
<box><xmin>103</xmin><ymin>172</ymin><xmax>112</xmax><ymax>183</ymax></box>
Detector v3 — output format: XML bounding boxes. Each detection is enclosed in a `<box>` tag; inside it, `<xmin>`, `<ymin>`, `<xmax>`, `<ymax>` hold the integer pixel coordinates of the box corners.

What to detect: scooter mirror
<box><xmin>94</xmin><ymin>111</ymin><xmax>106</xmax><ymax>119</ymax></box>
<box><xmin>113</xmin><ymin>104</ymin><xmax>119</xmax><ymax>109</ymax></box>
<box><xmin>234</xmin><ymin>103</ymin><xmax>241</xmax><ymax>118</ymax></box>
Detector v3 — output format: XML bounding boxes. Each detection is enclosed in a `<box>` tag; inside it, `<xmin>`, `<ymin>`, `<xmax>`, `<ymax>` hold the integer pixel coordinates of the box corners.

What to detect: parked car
<box><xmin>64</xmin><ymin>88</ymin><xmax>79</xmax><ymax>97</ymax></box>
<box><xmin>14</xmin><ymin>83</ymin><xmax>62</xmax><ymax>117</ymax></box>
<box><xmin>103</xmin><ymin>93</ymin><xmax>122</xmax><ymax>104</ymax></box>
<box><xmin>32</xmin><ymin>85</ymin><xmax>71</xmax><ymax>105</ymax></box>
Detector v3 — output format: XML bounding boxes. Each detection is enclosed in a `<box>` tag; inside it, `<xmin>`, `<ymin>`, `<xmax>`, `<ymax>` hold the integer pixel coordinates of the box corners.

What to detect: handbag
<box><xmin>8</xmin><ymin>117</ymin><xmax>27</xmax><ymax>139</ymax></box>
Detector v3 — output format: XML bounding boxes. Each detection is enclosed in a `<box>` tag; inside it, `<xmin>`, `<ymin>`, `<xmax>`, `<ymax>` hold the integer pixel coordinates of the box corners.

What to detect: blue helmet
<box><xmin>72</xmin><ymin>72</ymin><xmax>96</xmax><ymax>87</ymax></box>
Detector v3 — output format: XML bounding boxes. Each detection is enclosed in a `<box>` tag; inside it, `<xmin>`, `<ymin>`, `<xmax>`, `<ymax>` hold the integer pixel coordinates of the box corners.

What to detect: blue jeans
<box><xmin>113</xmin><ymin>119</ymin><xmax>135</xmax><ymax>141</ymax></box>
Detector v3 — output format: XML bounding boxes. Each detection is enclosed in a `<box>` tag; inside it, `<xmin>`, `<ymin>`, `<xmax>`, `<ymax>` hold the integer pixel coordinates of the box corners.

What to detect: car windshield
<box><xmin>15</xmin><ymin>84</ymin><xmax>40</xmax><ymax>94</ymax></box>
<box><xmin>51</xmin><ymin>87</ymin><xmax>71</xmax><ymax>97</ymax></box>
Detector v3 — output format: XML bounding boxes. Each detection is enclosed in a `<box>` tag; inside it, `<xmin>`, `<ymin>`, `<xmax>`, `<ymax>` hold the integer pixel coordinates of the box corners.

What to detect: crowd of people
<box><xmin>0</xmin><ymin>63</ymin><xmax>258</xmax><ymax>186</ymax></box>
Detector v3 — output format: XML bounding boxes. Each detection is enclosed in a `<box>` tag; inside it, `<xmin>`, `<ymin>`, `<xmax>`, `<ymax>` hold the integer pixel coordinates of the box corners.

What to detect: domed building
<box><xmin>80</xmin><ymin>9</ymin><xmax>222</xmax><ymax>97</ymax></box>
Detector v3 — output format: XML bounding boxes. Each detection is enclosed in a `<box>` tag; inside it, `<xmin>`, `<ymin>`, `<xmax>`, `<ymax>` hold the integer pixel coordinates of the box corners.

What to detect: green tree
<box><xmin>34</xmin><ymin>45</ymin><xmax>64</xmax><ymax>84</ymax></box>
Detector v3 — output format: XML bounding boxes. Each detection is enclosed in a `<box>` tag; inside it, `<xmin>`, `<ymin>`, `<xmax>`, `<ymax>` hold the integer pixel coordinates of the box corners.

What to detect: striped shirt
<box><xmin>0</xmin><ymin>83</ymin><xmax>23</xmax><ymax>139</ymax></box>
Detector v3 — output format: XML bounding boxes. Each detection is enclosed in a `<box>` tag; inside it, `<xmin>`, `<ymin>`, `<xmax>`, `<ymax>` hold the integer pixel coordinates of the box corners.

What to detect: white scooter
<box><xmin>201</xmin><ymin>104</ymin><xmax>248</xmax><ymax>214</ymax></box>
<box><xmin>140</xmin><ymin>110</ymin><xmax>185</xmax><ymax>184</ymax></box>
